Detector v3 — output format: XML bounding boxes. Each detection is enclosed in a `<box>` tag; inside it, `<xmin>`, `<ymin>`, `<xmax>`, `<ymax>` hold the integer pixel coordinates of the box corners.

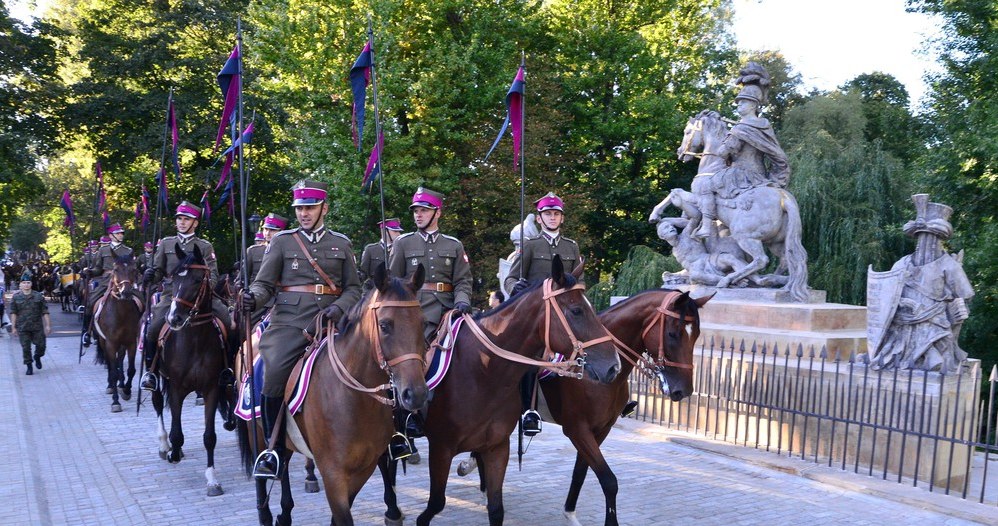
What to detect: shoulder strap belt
<box><xmin>291</xmin><ymin>232</ymin><xmax>339</xmax><ymax>292</ymax></box>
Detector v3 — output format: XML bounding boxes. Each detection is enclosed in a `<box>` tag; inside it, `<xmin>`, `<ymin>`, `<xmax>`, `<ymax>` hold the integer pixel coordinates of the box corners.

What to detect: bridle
<box><xmin>460</xmin><ymin>278</ymin><xmax>613</xmax><ymax>379</ymax></box>
<box><xmin>608</xmin><ymin>291</ymin><xmax>696</xmax><ymax>374</ymax></box>
<box><xmin>679</xmin><ymin>115</ymin><xmax>724</xmax><ymax>160</ymax></box>
<box><xmin>325</xmin><ymin>289</ymin><xmax>424</xmax><ymax>407</ymax></box>
<box><xmin>170</xmin><ymin>263</ymin><xmax>213</xmax><ymax>330</ymax></box>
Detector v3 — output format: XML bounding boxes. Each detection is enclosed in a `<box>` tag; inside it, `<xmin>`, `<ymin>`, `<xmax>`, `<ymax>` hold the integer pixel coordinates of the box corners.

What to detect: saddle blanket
<box><xmin>424</xmin><ymin>316</ymin><xmax>464</xmax><ymax>390</ymax></box>
<box><xmin>235</xmin><ymin>317</ymin><xmax>319</xmax><ymax>421</ymax></box>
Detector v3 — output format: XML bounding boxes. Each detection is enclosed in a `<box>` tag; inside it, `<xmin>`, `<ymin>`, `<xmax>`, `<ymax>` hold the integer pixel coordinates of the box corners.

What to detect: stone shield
<box><xmin>866</xmin><ymin>265</ymin><xmax>906</xmax><ymax>353</ymax></box>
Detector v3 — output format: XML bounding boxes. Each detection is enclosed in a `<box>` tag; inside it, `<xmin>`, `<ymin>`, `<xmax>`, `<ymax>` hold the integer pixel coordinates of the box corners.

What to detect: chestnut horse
<box><xmin>93</xmin><ymin>256</ymin><xmax>144</xmax><ymax>412</ymax></box>
<box><xmin>151</xmin><ymin>243</ymin><xmax>231</xmax><ymax>496</ymax></box>
<box><xmin>378</xmin><ymin>256</ymin><xmax>621</xmax><ymax>526</ymax></box>
<box><xmin>239</xmin><ymin>264</ymin><xmax>429</xmax><ymax>526</ymax></box>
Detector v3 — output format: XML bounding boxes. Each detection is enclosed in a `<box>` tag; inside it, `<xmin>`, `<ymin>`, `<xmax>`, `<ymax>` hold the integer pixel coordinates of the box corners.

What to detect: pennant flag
<box><xmin>168</xmin><ymin>97</ymin><xmax>181</xmax><ymax>181</ymax></box>
<box><xmin>134</xmin><ymin>200</ymin><xmax>141</xmax><ymax>221</ymax></box>
<box><xmin>216</xmin><ymin>177</ymin><xmax>235</xmax><ymax>213</ymax></box>
<box><xmin>484</xmin><ymin>65</ymin><xmax>526</xmax><ymax>168</ymax></box>
<box><xmin>102</xmin><ymin>210</ymin><xmax>111</xmax><ymax>230</ymax></box>
<box><xmin>95</xmin><ymin>162</ymin><xmax>106</xmax><ymax>213</ymax></box>
<box><xmin>199</xmin><ymin>190</ymin><xmax>212</xmax><ymax>227</ymax></box>
<box><xmin>216</xmin><ymin>122</ymin><xmax>254</xmax><ymax>191</ymax></box>
<box><xmin>156</xmin><ymin>167</ymin><xmax>169</xmax><ymax>209</ymax></box>
<box><xmin>60</xmin><ymin>190</ymin><xmax>75</xmax><ymax>228</ymax></box>
<box><xmin>140</xmin><ymin>185</ymin><xmax>151</xmax><ymax>230</ymax></box>
<box><xmin>349</xmin><ymin>40</ymin><xmax>373</xmax><ymax>150</ymax></box>
<box><xmin>214</xmin><ymin>43</ymin><xmax>241</xmax><ymax>152</ymax></box>
<box><xmin>362</xmin><ymin>132</ymin><xmax>385</xmax><ymax>192</ymax></box>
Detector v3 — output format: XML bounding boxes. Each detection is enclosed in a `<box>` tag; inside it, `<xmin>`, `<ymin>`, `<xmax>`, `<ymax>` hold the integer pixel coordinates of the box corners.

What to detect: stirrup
<box><xmin>621</xmin><ymin>400</ymin><xmax>638</xmax><ymax>418</ymax></box>
<box><xmin>253</xmin><ymin>449</ymin><xmax>280</xmax><ymax>479</ymax></box>
<box><xmin>140</xmin><ymin>372</ymin><xmax>159</xmax><ymax>392</ymax></box>
<box><xmin>521</xmin><ymin>409</ymin><xmax>542</xmax><ymax>437</ymax></box>
<box><xmin>388</xmin><ymin>432</ymin><xmax>414</xmax><ymax>461</ymax></box>
<box><xmin>218</xmin><ymin>367</ymin><xmax>235</xmax><ymax>387</ymax></box>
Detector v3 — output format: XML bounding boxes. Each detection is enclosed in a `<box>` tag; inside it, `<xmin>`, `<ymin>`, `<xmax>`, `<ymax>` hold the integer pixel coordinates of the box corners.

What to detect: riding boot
<box><xmin>81</xmin><ymin>311</ymin><xmax>92</xmax><ymax>347</ymax></box>
<box><xmin>253</xmin><ymin>395</ymin><xmax>284</xmax><ymax>479</ymax></box>
<box><xmin>519</xmin><ymin>370</ymin><xmax>542</xmax><ymax>436</ymax></box>
<box><xmin>694</xmin><ymin>195</ymin><xmax>718</xmax><ymax>239</ymax></box>
<box><xmin>139</xmin><ymin>327</ymin><xmax>160</xmax><ymax>392</ymax></box>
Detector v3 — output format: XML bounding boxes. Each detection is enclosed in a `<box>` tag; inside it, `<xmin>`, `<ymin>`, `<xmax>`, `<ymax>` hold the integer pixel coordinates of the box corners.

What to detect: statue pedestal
<box><xmin>686</xmin><ymin>287</ymin><xmax>867</xmax><ymax>358</ymax></box>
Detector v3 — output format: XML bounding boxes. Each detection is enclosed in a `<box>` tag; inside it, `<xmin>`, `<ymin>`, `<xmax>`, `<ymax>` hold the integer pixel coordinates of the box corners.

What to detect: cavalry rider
<box><xmin>504</xmin><ymin>192</ymin><xmax>583</xmax><ymax>436</ymax></box>
<box><xmin>241</xmin><ymin>180</ymin><xmax>362</xmax><ymax>479</ymax></box>
<box><xmin>389</xmin><ymin>187</ymin><xmax>473</xmax><ymax>342</ymax></box>
<box><xmin>243</xmin><ymin>213</ymin><xmax>288</xmax><ymax>326</ymax></box>
<box><xmin>81</xmin><ymin>223</ymin><xmax>134</xmax><ymax>347</ymax></box>
<box><xmin>692</xmin><ymin>68</ymin><xmax>789</xmax><ymax>240</ymax></box>
<box><xmin>139</xmin><ymin>201</ymin><xmax>232</xmax><ymax>392</ymax></box>
<box><xmin>359</xmin><ymin>217</ymin><xmax>404</xmax><ymax>283</ymax></box>
<box><xmin>136</xmin><ymin>241</ymin><xmax>155</xmax><ymax>274</ymax></box>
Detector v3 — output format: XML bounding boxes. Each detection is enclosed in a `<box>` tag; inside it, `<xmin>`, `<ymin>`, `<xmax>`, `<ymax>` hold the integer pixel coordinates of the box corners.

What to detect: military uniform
<box><xmin>504</xmin><ymin>234</ymin><xmax>582</xmax><ymax>291</ymax></box>
<box><xmin>10</xmin><ymin>289</ymin><xmax>48</xmax><ymax>368</ymax></box>
<box><xmin>249</xmin><ymin>227</ymin><xmax>362</xmax><ymax>397</ymax></box>
<box><xmin>244</xmin><ymin>242</ymin><xmax>268</xmax><ymax>325</ymax></box>
<box><xmin>87</xmin><ymin>241</ymin><xmax>134</xmax><ymax>307</ymax></box>
<box><xmin>360</xmin><ymin>241</ymin><xmax>390</xmax><ymax>281</ymax></box>
<box><xmin>136</xmin><ymin>245</ymin><xmax>155</xmax><ymax>274</ymax></box>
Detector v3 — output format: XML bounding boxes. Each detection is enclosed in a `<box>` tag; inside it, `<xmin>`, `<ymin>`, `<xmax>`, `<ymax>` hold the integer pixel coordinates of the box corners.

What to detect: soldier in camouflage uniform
<box><xmin>10</xmin><ymin>276</ymin><xmax>51</xmax><ymax>375</ymax></box>
<box><xmin>389</xmin><ymin>187</ymin><xmax>473</xmax><ymax>342</ymax></box>
<box><xmin>359</xmin><ymin>218</ymin><xmax>403</xmax><ymax>283</ymax></box>
<box><xmin>139</xmin><ymin>201</ymin><xmax>232</xmax><ymax>392</ymax></box>
<box><xmin>504</xmin><ymin>192</ymin><xmax>583</xmax><ymax>435</ymax></box>
<box><xmin>241</xmin><ymin>180</ymin><xmax>362</xmax><ymax>478</ymax></box>
<box><xmin>81</xmin><ymin>223</ymin><xmax>134</xmax><ymax>347</ymax></box>
<box><xmin>243</xmin><ymin>213</ymin><xmax>288</xmax><ymax>326</ymax></box>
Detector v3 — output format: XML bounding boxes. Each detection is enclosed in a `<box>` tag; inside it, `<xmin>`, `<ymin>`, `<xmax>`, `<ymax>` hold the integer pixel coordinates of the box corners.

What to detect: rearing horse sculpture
<box><xmin>649</xmin><ymin>110</ymin><xmax>809</xmax><ymax>301</ymax></box>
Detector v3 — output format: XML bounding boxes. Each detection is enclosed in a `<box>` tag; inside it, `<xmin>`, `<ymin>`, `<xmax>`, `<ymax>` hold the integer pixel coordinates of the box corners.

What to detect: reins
<box><xmin>325</xmin><ymin>289</ymin><xmax>424</xmax><ymax>407</ymax></box>
<box><xmin>170</xmin><ymin>263</ymin><xmax>214</xmax><ymax>329</ymax></box>
<box><xmin>607</xmin><ymin>292</ymin><xmax>696</xmax><ymax>372</ymax></box>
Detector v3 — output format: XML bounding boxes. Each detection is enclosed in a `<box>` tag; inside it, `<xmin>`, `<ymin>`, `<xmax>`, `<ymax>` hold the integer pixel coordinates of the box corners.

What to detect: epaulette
<box><xmin>272</xmin><ymin>229</ymin><xmax>296</xmax><ymax>238</ymax></box>
<box><xmin>439</xmin><ymin>233</ymin><xmax>462</xmax><ymax>243</ymax></box>
<box><xmin>524</xmin><ymin>234</ymin><xmax>543</xmax><ymax>241</ymax></box>
<box><xmin>560</xmin><ymin>236</ymin><xmax>579</xmax><ymax>245</ymax></box>
<box><xmin>326</xmin><ymin>230</ymin><xmax>352</xmax><ymax>243</ymax></box>
<box><xmin>395</xmin><ymin>232</ymin><xmax>415</xmax><ymax>241</ymax></box>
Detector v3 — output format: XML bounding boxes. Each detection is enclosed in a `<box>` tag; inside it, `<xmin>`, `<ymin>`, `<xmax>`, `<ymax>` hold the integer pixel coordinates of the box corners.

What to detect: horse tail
<box><xmin>236</xmin><ymin>418</ymin><xmax>256</xmax><ymax>478</ymax></box>
<box><xmin>93</xmin><ymin>338</ymin><xmax>107</xmax><ymax>366</ymax></box>
<box><xmin>780</xmin><ymin>190</ymin><xmax>810</xmax><ymax>302</ymax></box>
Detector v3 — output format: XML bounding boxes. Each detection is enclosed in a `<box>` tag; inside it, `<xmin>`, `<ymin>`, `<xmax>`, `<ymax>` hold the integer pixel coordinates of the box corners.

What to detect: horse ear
<box><xmin>192</xmin><ymin>244</ymin><xmax>204</xmax><ymax>262</ymax></box>
<box><xmin>408</xmin><ymin>263</ymin><xmax>426</xmax><ymax>292</ymax></box>
<box><xmin>174</xmin><ymin>242</ymin><xmax>186</xmax><ymax>260</ymax></box>
<box><xmin>551</xmin><ymin>254</ymin><xmax>566</xmax><ymax>287</ymax></box>
<box><xmin>694</xmin><ymin>291</ymin><xmax>715</xmax><ymax>308</ymax></box>
<box><xmin>373</xmin><ymin>262</ymin><xmax>388</xmax><ymax>292</ymax></box>
<box><xmin>571</xmin><ymin>256</ymin><xmax>584</xmax><ymax>279</ymax></box>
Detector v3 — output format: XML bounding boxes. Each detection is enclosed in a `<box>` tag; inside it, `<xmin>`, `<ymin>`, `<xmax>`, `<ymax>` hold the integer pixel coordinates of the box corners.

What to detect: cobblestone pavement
<box><xmin>2</xmin><ymin>308</ymin><xmax>996</xmax><ymax>525</ymax></box>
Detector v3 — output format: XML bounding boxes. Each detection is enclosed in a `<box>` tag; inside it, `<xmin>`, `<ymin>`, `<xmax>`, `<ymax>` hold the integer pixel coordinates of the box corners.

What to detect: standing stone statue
<box><xmin>867</xmin><ymin>194</ymin><xmax>974</xmax><ymax>374</ymax></box>
<box><xmin>649</xmin><ymin>61</ymin><xmax>809</xmax><ymax>302</ymax></box>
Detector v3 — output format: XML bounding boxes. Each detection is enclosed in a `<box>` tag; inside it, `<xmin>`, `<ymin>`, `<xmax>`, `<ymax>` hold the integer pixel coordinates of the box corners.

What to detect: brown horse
<box><xmin>93</xmin><ymin>256</ymin><xmax>144</xmax><ymax>412</ymax></box>
<box><xmin>379</xmin><ymin>256</ymin><xmax>621</xmax><ymax>526</ymax></box>
<box><xmin>239</xmin><ymin>263</ymin><xmax>429</xmax><ymax>526</ymax></box>
<box><xmin>151</xmin><ymin>243</ymin><xmax>230</xmax><ymax>496</ymax></box>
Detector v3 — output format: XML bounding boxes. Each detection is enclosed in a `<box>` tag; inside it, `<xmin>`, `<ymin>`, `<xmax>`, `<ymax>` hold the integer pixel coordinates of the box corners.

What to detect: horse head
<box><xmin>645</xmin><ymin>291</ymin><xmax>711</xmax><ymax>401</ymax></box>
<box><xmin>349</xmin><ymin>262</ymin><xmax>429</xmax><ymax>412</ymax></box>
<box><xmin>167</xmin><ymin>243</ymin><xmax>211</xmax><ymax>330</ymax></box>
<box><xmin>110</xmin><ymin>255</ymin><xmax>139</xmax><ymax>298</ymax></box>
<box><xmin>543</xmin><ymin>255</ymin><xmax>620</xmax><ymax>384</ymax></box>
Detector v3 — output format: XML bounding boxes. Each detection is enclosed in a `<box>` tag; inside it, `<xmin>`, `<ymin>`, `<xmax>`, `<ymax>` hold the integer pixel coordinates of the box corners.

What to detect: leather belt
<box><xmin>421</xmin><ymin>282</ymin><xmax>453</xmax><ymax>292</ymax></box>
<box><xmin>281</xmin><ymin>284</ymin><xmax>342</xmax><ymax>296</ymax></box>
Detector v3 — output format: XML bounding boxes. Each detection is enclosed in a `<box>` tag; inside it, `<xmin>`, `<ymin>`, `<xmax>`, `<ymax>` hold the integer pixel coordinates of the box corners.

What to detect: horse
<box><xmin>378</xmin><ymin>255</ymin><xmax>621</xmax><ymax>526</ymax></box>
<box><xmin>237</xmin><ymin>263</ymin><xmax>429</xmax><ymax>526</ymax></box>
<box><xmin>92</xmin><ymin>256</ymin><xmax>144</xmax><ymax>413</ymax></box>
<box><xmin>150</xmin><ymin>243</ymin><xmax>231</xmax><ymax>496</ymax></box>
<box><xmin>649</xmin><ymin>109</ymin><xmax>809</xmax><ymax>301</ymax></box>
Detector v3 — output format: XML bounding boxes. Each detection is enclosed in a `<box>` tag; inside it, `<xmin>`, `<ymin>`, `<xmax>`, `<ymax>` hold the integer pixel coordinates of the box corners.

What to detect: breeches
<box><xmin>19</xmin><ymin>330</ymin><xmax>45</xmax><ymax>363</ymax></box>
<box><xmin>258</xmin><ymin>324</ymin><xmax>311</xmax><ymax>398</ymax></box>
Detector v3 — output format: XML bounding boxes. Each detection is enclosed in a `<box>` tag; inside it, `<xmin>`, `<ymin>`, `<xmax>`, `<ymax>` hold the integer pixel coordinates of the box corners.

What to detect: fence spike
<box><xmin>847</xmin><ymin>349</ymin><xmax>856</xmax><ymax>363</ymax></box>
<box><xmin>989</xmin><ymin>364</ymin><xmax>997</xmax><ymax>383</ymax></box>
<box><xmin>739</xmin><ymin>339</ymin><xmax>747</xmax><ymax>353</ymax></box>
<box><xmin>796</xmin><ymin>343</ymin><xmax>804</xmax><ymax>358</ymax></box>
<box><xmin>750</xmin><ymin>340</ymin><xmax>758</xmax><ymax>354</ymax></box>
<box><xmin>859</xmin><ymin>352</ymin><xmax>870</xmax><ymax>365</ymax></box>
<box><xmin>807</xmin><ymin>345</ymin><xmax>816</xmax><ymax>359</ymax></box>
<box><xmin>819</xmin><ymin>345</ymin><xmax>828</xmax><ymax>360</ymax></box>
<box><xmin>760</xmin><ymin>341</ymin><xmax>768</xmax><ymax>356</ymax></box>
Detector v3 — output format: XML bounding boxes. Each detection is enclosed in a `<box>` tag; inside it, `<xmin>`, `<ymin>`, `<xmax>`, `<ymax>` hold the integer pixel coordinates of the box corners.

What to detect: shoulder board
<box><xmin>395</xmin><ymin>232</ymin><xmax>415</xmax><ymax>241</ymax></box>
<box><xmin>439</xmin><ymin>234</ymin><xmax>461</xmax><ymax>243</ymax></box>
<box><xmin>326</xmin><ymin>230</ymin><xmax>352</xmax><ymax>243</ymax></box>
<box><xmin>273</xmin><ymin>229</ymin><xmax>296</xmax><ymax>238</ymax></box>
<box><xmin>560</xmin><ymin>237</ymin><xmax>579</xmax><ymax>245</ymax></box>
<box><xmin>524</xmin><ymin>234</ymin><xmax>543</xmax><ymax>241</ymax></box>
<box><xmin>363</xmin><ymin>242</ymin><xmax>380</xmax><ymax>250</ymax></box>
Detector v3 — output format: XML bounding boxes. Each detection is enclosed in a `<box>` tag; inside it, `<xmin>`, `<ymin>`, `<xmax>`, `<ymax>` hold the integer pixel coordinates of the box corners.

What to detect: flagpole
<box><xmin>154</xmin><ymin>88</ymin><xmax>174</xmax><ymax>245</ymax></box>
<box><xmin>367</xmin><ymin>17</ymin><xmax>388</xmax><ymax>263</ymax></box>
<box><xmin>518</xmin><ymin>52</ymin><xmax>526</xmax><ymax>280</ymax></box>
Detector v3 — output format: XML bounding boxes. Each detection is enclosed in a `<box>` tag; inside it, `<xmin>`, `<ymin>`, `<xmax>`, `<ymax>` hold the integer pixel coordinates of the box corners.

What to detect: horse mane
<box><xmin>113</xmin><ymin>254</ymin><xmax>134</xmax><ymax>266</ymax></box>
<box><xmin>336</xmin><ymin>277</ymin><xmax>413</xmax><ymax>335</ymax></box>
<box><xmin>599</xmin><ymin>288</ymin><xmax>701</xmax><ymax>319</ymax></box>
<box><xmin>474</xmin><ymin>273</ymin><xmax>579</xmax><ymax>321</ymax></box>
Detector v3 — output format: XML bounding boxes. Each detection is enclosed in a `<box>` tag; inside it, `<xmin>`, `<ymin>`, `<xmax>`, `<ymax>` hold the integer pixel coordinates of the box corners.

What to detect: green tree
<box><xmin>9</xmin><ymin>219</ymin><xmax>47</xmax><ymax>253</ymax></box>
<box><xmin>842</xmin><ymin>72</ymin><xmax>922</xmax><ymax>164</ymax></box>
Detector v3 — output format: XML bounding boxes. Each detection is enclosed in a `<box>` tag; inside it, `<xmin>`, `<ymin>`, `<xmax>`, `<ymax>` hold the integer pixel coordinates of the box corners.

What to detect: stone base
<box><xmin>673</xmin><ymin>284</ymin><xmax>827</xmax><ymax>304</ymax></box>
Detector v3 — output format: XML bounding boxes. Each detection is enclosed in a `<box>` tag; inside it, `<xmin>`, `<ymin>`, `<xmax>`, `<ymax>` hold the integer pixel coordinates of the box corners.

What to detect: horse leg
<box><xmin>478</xmin><ymin>445</ymin><xmax>510</xmax><ymax>526</ymax></box>
<box><xmin>256</xmin><ymin>477</ymin><xmax>275</xmax><ymax>526</ymax></box>
<box><xmin>415</xmin><ymin>444</ymin><xmax>454</xmax><ymax>526</ymax></box>
<box><xmin>304</xmin><ymin>457</ymin><xmax>320</xmax><ymax>493</ymax></box>
<box><xmin>378</xmin><ymin>453</ymin><xmax>404</xmax><ymax>525</ymax></box>
<box><xmin>275</xmin><ymin>452</ymin><xmax>295</xmax><ymax>526</ymax></box>
<box><xmin>108</xmin><ymin>347</ymin><xmax>122</xmax><ymax>413</ymax></box>
<box><xmin>563</xmin><ymin>454</ymin><xmax>590</xmax><ymax>526</ymax></box>
<box><xmin>168</xmin><ymin>387</ymin><xmax>186</xmax><ymax>463</ymax></box>
<box><xmin>565</xmin><ymin>426</ymin><xmax>619</xmax><ymax>526</ymax></box>
<box><xmin>121</xmin><ymin>345</ymin><xmax>136</xmax><ymax>401</ymax></box>
<box><xmin>718</xmin><ymin>238</ymin><xmax>768</xmax><ymax>288</ymax></box>
<box><xmin>204</xmin><ymin>388</ymin><xmax>223</xmax><ymax>496</ymax></box>
<box><xmin>152</xmin><ymin>388</ymin><xmax>170</xmax><ymax>459</ymax></box>
<box><xmin>318</xmin><ymin>459</ymin><xmax>353</xmax><ymax>526</ymax></box>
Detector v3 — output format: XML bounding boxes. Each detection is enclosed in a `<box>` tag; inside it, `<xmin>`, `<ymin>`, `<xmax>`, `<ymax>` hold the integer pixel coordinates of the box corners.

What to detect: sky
<box><xmin>731</xmin><ymin>0</ymin><xmax>943</xmax><ymax>108</ymax></box>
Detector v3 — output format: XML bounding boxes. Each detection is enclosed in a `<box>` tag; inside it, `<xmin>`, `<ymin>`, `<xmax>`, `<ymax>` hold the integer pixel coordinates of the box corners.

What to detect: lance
<box><xmin>79</xmin><ymin>165</ymin><xmax>101</xmax><ymax>363</ymax></box>
<box><xmin>367</xmin><ymin>18</ymin><xmax>389</xmax><ymax>263</ymax></box>
<box><xmin>517</xmin><ymin>52</ymin><xmax>526</xmax><ymax>281</ymax></box>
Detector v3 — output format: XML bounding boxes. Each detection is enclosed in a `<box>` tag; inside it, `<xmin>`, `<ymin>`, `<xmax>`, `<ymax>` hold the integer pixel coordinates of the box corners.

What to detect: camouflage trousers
<box><xmin>18</xmin><ymin>329</ymin><xmax>45</xmax><ymax>364</ymax></box>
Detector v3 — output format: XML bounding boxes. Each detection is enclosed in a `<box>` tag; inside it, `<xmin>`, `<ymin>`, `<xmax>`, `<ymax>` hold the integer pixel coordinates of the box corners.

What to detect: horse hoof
<box><xmin>276</xmin><ymin>514</ymin><xmax>293</xmax><ymax>526</ymax></box>
<box><xmin>384</xmin><ymin>514</ymin><xmax>405</xmax><ymax>526</ymax></box>
<box><xmin>111</xmin><ymin>404</ymin><xmax>122</xmax><ymax>413</ymax></box>
<box><xmin>223</xmin><ymin>420</ymin><xmax>236</xmax><ymax>432</ymax></box>
<box><xmin>159</xmin><ymin>450</ymin><xmax>168</xmax><ymax>460</ymax></box>
<box><xmin>206</xmin><ymin>484</ymin><xmax>224</xmax><ymax>497</ymax></box>
<box><xmin>304</xmin><ymin>479</ymin><xmax>320</xmax><ymax>493</ymax></box>
<box><xmin>121</xmin><ymin>389</ymin><xmax>131</xmax><ymax>401</ymax></box>
<box><xmin>105</xmin><ymin>387</ymin><xmax>114</xmax><ymax>394</ymax></box>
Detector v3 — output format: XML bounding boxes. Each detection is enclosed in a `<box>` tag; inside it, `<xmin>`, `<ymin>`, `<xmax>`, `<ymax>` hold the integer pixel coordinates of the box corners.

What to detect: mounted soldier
<box><xmin>81</xmin><ymin>224</ymin><xmax>134</xmax><ymax>347</ymax></box>
<box><xmin>359</xmin><ymin>217</ymin><xmax>403</xmax><ymax>283</ymax></box>
<box><xmin>139</xmin><ymin>201</ymin><xmax>232</xmax><ymax>392</ymax></box>
<box><xmin>243</xmin><ymin>213</ymin><xmax>288</xmax><ymax>326</ymax></box>
<box><xmin>240</xmin><ymin>179</ymin><xmax>362</xmax><ymax>479</ymax></box>
<box><xmin>136</xmin><ymin>241</ymin><xmax>155</xmax><ymax>274</ymax></box>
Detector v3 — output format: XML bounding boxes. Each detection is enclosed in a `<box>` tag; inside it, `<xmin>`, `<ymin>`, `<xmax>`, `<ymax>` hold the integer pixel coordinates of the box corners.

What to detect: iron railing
<box><xmin>627</xmin><ymin>337</ymin><xmax>998</xmax><ymax>505</ymax></box>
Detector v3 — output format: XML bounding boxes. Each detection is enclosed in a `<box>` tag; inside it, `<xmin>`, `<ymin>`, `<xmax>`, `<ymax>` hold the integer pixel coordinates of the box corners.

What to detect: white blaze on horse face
<box><xmin>167</xmin><ymin>295</ymin><xmax>178</xmax><ymax>324</ymax></box>
<box><xmin>685</xmin><ymin>322</ymin><xmax>693</xmax><ymax>338</ymax></box>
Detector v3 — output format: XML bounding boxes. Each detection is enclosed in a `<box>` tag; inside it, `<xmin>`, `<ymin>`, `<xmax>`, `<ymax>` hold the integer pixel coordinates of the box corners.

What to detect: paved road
<box><xmin>2</xmin><ymin>307</ymin><xmax>995</xmax><ymax>525</ymax></box>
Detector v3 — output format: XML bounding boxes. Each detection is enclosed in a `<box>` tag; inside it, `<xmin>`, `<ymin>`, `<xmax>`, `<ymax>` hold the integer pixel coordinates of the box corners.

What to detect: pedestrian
<box><xmin>241</xmin><ymin>180</ymin><xmax>362</xmax><ymax>479</ymax></box>
<box><xmin>10</xmin><ymin>275</ymin><xmax>52</xmax><ymax>375</ymax></box>
<box><xmin>0</xmin><ymin>267</ymin><xmax>9</xmax><ymax>332</ymax></box>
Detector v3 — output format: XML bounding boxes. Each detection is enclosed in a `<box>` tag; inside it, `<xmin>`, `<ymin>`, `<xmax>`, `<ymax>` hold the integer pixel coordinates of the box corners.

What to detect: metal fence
<box><xmin>627</xmin><ymin>337</ymin><xmax>998</xmax><ymax>505</ymax></box>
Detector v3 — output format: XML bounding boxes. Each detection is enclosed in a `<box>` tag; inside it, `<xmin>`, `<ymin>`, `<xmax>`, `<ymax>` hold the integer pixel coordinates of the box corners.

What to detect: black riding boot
<box><xmin>253</xmin><ymin>395</ymin><xmax>284</xmax><ymax>479</ymax></box>
<box><xmin>81</xmin><ymin>312</ymin><xmax>92</xmax><ymax>347</ymax></box>
<box><xmin>139</xmin><ymin>323</ymin><xmax>160</xmax><ymax>392</ymax></box>
<box><xmin>519</xmin><ymin>370</ymin><xmax>542</xmax><ymax>436</ymax></box>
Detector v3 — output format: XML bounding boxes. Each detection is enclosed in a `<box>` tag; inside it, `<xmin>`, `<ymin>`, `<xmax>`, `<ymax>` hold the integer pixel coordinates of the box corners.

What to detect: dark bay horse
<box><xmin>379</xmin><ymin>256</ymin><xmax>621</xmax><ymax>526</ymax></box>
<box><xmin>92</xmin><ymin>256</ymin><xmax>144</xmax><ymax>412</ymax></box>
<box><xmin>151</xmin><ymin>243</ymin><xmax>230</xmax><ymax>496</ymax></box>
<box><xmin>238</xmin><ymin>264</ymin><xmax>429</xmax><ymax>526</ymax></box>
